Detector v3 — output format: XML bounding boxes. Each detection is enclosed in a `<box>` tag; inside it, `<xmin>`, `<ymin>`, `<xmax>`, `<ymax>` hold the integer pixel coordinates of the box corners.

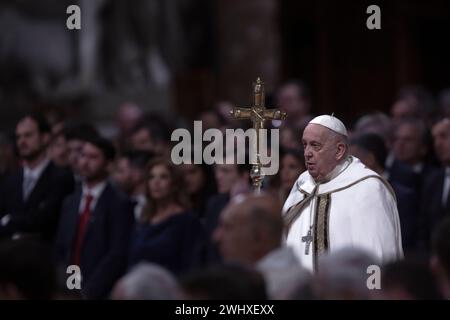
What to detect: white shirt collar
<box><xmin>81</xmin><ymin>181</ymin><xmax>107</xmax><ymax>199</ymax></box>
<box><xmin>385</xmin><ymin>152</ymin><xmax>395</xmax><ymax>168</ymax></box>
<box><xmin>23</xmin><ymin>158</ymin><xmax>50</xmax><ymax>180</ymax></box>
<box><xmin>257</xmin><ymin>246</ymin><xmax>300</xmax><ymax>270</ymax></box>
<box><xmin>412</xmin><ymin>163</ymin><xmax>424</xmax><ymax>173</ymax></box>
<box><xmin>133</xmin><ymin>193</ymin><xmax>147</xmax><ymax>204</ymax></box>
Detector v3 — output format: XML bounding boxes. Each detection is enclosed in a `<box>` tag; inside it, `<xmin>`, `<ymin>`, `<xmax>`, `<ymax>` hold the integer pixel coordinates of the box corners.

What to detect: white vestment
<box><xmin>283</xmin><ymin>156</ymin><xmax>403</xmax><ymax>272</ymax></box>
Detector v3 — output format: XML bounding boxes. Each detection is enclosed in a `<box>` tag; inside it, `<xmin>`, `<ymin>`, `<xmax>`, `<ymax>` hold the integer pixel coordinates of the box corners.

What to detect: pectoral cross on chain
<box><xmin>301</xmin><ymin>228</ymin><xmax>313</xmax><ymax>255</ymax></box>
<box><xmin>229</xmin><ymin>77</ymin><xmax>287</xmax><ymax>193</ymax></box>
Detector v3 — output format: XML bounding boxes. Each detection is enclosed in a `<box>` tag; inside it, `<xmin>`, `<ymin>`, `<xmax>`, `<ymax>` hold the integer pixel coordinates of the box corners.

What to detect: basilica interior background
<box><xmin>0</xmin><ymin>0</ymin><xmax>449</xmax><ymax>132</ymax></box>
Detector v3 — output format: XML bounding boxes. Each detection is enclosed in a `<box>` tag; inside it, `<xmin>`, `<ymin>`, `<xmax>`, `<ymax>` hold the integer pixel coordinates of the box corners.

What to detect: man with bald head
<box><xmin>283</xmin><ymin>115</ymin><xmax>403</xmax><ymax>272</ymax></box>
<box><xmin>214</xmin><ymin>194</ymin><xmax>284</xmax><ymax>264</ymax></box>
<box><xmin>214</xmin><ymin>193</ymin><xmax>308</xmax><ymax>298</ymax></box>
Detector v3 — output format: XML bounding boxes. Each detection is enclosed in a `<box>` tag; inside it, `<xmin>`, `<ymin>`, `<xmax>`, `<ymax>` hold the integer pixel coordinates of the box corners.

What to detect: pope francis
<box><xmin>283</xmin><ymin>115</ymin><xmax>403</xmax><ymax>272</ymax></box>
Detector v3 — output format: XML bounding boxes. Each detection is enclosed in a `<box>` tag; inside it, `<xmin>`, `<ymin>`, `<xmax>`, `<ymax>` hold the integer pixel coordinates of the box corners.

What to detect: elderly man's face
<box><xmin>303</xmin><ymin>124</ymin><xmax>345</xmax><ymax>182</ymax></box>
<box><xmin>432</xmin><ymin>120</ymin><xmax>450</xmax><ymax>166</ymax></box>
<box><xmin>393</xmin><ymin>123</ymin><xmax>425</xmax><ymax>164</ymax></box>
<box><xmin>213</xmin><ymin>204</ymin><xmax>254</xmax><ymax>264</ymax></box>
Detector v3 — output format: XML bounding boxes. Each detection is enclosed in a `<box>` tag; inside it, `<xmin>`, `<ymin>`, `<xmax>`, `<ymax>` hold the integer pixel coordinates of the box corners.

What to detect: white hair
<box><xmin>354</xmin><ymin>113</ymin><xmax>393</xmax><ymax>142</ymax></box>
<box><xmin>113</xmin><ymin>263</ymin><xmax>181</xmax><ymax>300</ymax></box>
<box><xmin>316</xmin><ymin>247</ymin><xmax>379</xmax><ymax>299</ymax></box>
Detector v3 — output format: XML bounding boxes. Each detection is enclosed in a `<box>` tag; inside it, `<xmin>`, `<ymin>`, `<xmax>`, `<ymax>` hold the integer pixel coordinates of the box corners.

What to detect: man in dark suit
<box><xmin>350</xmin><ymin>133</ymin><xmax>420</xmax><ymax>253</ymax></box>
<box><xmin>0</xmin><ymin>114</ymin><xmax>74</xmax><ymax>242</ymax></box>
<box><xmin>391</xmin><ymin>118</ymin><xmax>438</xmax><ymax>190</ymax></box>
<box><xmin>420</xmin><ymin>119</ymin><xmax>450</xmax><ymax>250</ymax></box>
<box><xmin>55</xmin><ymin>135</ymin><xmax>134</xmax><ymax>299</ymax></box>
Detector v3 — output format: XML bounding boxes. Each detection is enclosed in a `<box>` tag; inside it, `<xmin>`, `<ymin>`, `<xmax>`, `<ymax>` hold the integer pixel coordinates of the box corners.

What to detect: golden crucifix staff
<box><xmin>229</xmin><ymin>77</ymin><xmax>287</xmax><ymax>193</ymax></box>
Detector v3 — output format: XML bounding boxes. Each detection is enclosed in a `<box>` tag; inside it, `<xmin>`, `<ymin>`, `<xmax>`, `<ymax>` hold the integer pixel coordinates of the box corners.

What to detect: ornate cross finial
<box><xmin>229</xmin><ymin>77</ymin><xmax>287</xmax><ymax>193</ymax></box>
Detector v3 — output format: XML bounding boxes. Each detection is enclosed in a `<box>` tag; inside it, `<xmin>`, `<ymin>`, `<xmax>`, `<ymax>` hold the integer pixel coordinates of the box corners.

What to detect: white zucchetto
<box><xmin>308</xmin><ymin>115</ymin><xmax>348</xmax><ymax>137</ymax></box>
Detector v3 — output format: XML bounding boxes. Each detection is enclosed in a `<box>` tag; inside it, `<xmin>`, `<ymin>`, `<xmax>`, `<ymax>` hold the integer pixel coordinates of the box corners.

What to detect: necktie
<box><xmin>23</xmin><ymin>173</ymin><xmax>35</xmax><ymax>201</ymax></box>
<box><xmin>72</xmin><ymin>194</ymin><xmax>94</xmax><ymax>266</ymax></box>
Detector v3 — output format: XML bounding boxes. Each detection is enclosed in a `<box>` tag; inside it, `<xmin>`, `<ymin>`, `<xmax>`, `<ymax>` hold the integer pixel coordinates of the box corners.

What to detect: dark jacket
<box><xmin>55</xmin><ymin>182</ymin><xmax>135</xmax><ymax>299</ymax></box>
<box><xmin>0</xmin><ymin>162</ymin><xmax>74</xmax><ymax>242</ymax></box>
<box><xmin>128</xmin><ymin>211</ymin><xmax>208</xmax><ymax>275</ymax></box>
<box><xmin>419</xmin><ymin>169</ymin><xmax>450</xmax><ymax>251</ymax></box>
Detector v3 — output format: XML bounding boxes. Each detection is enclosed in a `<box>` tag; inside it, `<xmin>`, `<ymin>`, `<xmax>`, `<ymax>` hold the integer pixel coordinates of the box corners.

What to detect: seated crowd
<box><xmin>0</xmin><ymin>83</ymin><xmax>449</xmax><ymax>300</ymax></box>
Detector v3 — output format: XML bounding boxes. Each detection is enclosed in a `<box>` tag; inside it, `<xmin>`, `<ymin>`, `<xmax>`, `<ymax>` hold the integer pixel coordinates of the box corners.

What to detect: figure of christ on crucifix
<box><xmin>229</xmin><ymin>77</ymin><xmax>287</xmax><ymax>193</ymax></box>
